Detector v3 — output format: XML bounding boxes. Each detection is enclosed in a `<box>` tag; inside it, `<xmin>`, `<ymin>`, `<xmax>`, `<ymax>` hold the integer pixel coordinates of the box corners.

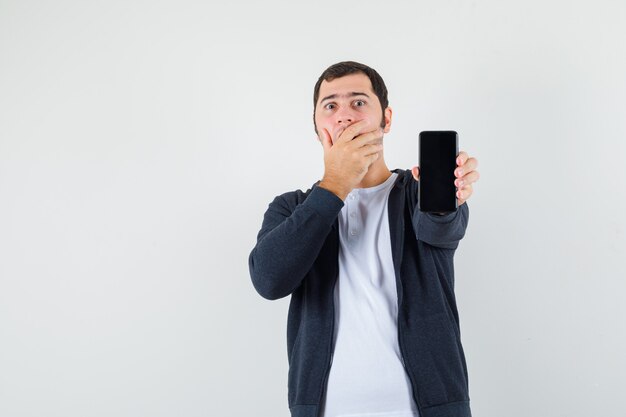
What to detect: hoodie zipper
<box><xmin>391</xmin><ymin>175</ymin><xmax>422</xmax><ymax>412</ymax></box>
<box><xmin>395</xmin><ymin>262</ymin><xmax>421</xmax><ymax>411</ymax></box>
<box><xmin>397</xmin><ymin>308</ymin><xmax>422</xmax><ymax>412</ymax></box>
<box><xmin>317</xmin><ymin>293</ymin><xmax>334</xmax><ymax>417</ymax></box>
<box><xmin>317</xmin><ymin>244</ymin><xmax>337</xmax><ymax>417</ymax></box>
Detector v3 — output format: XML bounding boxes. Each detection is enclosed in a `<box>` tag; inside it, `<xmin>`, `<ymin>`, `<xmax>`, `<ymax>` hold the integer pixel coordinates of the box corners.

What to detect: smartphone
<box><xmin>418</xmin><ymin>131</ymin><xmax>459</xmax><ymax>213</ymax></box>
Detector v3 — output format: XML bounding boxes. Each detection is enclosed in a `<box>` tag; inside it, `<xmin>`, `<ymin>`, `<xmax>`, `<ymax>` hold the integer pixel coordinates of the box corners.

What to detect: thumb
<box><xmin>411</xmin><ymin>166</ymin><xmax>420</xmax><ymax>181</ymax></box>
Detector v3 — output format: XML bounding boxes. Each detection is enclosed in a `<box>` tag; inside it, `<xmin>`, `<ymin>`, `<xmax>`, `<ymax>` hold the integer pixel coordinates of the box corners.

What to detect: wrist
<box><xmin>318</xmin><ymin>179</ymin><xmax>350</xmax><ymax>201</ymax></box>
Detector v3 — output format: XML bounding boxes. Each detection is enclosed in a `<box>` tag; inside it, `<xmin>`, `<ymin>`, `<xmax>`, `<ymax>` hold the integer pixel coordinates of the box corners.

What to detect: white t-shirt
<box><xmin>320</xmin><ymin>173</ymin><xmax>420</xmax><ymax>417</ymax></box>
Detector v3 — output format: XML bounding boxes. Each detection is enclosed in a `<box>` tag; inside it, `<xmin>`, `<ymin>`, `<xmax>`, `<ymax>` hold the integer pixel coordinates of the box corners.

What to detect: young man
<box><xmin>249</xmin><ymin>61</ymin><xmax>479</xmax><ymax>417</ymax></box>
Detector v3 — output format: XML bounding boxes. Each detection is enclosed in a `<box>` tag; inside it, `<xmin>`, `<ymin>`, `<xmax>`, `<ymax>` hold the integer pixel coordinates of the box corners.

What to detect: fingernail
<box><xmin>457</xmin><ymin>169</ymin><xmax>463</xmax><ymax>176</ymax></box>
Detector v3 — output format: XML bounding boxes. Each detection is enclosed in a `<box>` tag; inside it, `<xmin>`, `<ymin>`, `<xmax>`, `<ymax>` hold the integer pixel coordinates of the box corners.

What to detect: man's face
<box><xmin>314</xmin><ymin>72</ymin><xmax>392</xmax><ymax>145</ymax></box>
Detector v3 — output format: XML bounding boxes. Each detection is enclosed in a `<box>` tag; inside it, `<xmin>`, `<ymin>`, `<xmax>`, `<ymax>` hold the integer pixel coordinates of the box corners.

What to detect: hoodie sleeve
<box><xmin>407</xmin><ymin>170</ymin><xmax>470</xmax><ymax>250</ymax></box>
<box><xmin>412</xmin><ymin>204</ymin><xmax>469</xmax><ymax>250</ymax></box>
<box><xmin>248</xmin><ymin>185</ymin><xmax>344</xmax><ymax>300</ymax></box>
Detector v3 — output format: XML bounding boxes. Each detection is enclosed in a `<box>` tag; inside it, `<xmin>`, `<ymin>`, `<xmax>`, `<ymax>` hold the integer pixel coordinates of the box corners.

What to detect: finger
<box><xmin>366</xmin><ymin>152</ymin><xmax>380</xmax><ymax>166</ymax></box>
<box><xmin>454</xmin><ymin>170</ymin><xmax>480</xmax><ymax>188</ymax></box>
<box><xmin>454</xmin><ymin>154</ymin><xmax>478</xmax><ymax>178</ymax></box>
<box><xmin>462</xmin><ymin>157</ymin><xmax>478</xmax><ymax>174</ymax></box>
<box><xmin>358</xmin><ymin>143</ymin><xmax>384</xmax><ymax>157</ymax></box>
<box><xmin>351</xmin><ymin>127</ymin><xmax>384</xmax><ymax>148</ymax></box>
<box><xmin>335</xmin><ymin>119</ymin><xmax>372</xmax><ymax>145</ymax></box>
<box><xmin>457</xmin><ymin>151</ymin><xmax>469</xmax><ymax>167</ymax></box>
<box><xmin>456</xmin><ymin>183</ymin><xmax>473</xmax><ymax>205</ymax></box>
<box><xmin>319</xmin><ymin>128</ymin><xmax>332</xmax><ymax>152</ymax></box>
<box><xmin>411</xmin><ymin>166</ymin><xmax>419</xmax><ymax>181</ymax></box>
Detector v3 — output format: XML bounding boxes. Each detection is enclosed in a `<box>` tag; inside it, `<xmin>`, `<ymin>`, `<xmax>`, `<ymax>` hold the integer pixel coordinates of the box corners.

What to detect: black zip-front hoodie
<box><xmin>249</xmin><ymin>168</ymin><xmax>472</xmax><ymax>417</ymax></box>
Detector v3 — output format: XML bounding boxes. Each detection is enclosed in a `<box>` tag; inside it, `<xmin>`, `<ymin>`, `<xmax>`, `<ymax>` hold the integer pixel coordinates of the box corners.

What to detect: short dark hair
<box><xmin>313</xmin><ymin>61</ymin><xmax>389</xmax><ymax>132</ymax></box>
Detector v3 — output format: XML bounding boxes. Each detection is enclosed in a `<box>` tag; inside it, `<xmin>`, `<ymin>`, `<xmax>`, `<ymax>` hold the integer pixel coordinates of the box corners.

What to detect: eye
<box><xmin>354</xmin><ymin>99</ymin><xmax>366</xmax><ymax>107</ymax></box>
<box><xmin>324</xmin><ymin>103</ymin><xmax>336</xmax><ymax>110</ymax></box>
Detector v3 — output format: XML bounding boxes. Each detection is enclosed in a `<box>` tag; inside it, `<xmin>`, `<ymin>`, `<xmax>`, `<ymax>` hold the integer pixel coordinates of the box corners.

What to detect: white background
<box><xmin>1</xmin><ymin>1</ymin><xmax>625</xmax><ymax>416</ymax></box>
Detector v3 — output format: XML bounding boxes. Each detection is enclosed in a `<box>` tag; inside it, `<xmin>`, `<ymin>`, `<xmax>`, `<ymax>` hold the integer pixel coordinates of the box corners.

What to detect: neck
<box><xmin>355</xmin><ymin>156</ymin><xmax>391</xmax><ymax>189</ymax></box>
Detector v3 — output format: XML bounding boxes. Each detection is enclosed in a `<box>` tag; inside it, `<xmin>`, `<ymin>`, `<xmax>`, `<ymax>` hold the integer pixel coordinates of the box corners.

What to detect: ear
<box><xmin>383</xmin><ymin>107</ymin><xmax>393</xmax><ymax>133</ymax></box>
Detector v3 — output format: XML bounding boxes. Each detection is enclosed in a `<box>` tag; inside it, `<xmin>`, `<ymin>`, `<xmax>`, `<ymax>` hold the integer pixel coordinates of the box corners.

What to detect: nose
<box><xmin>335</xmin><ymin>107</ymin><xmax>356</xmax><ymax>125</ymax></box>
<box><xmin>337</xmin><ymin>116</ymin><xmax>353</xmax><ymax>124</ymax></box>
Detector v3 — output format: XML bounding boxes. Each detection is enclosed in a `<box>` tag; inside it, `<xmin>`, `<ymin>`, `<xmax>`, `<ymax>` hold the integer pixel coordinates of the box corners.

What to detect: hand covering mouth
<box><xmin>334</xmin><ymin>127</ymin><xmax>346</xmax><ymax>141</ymax></box>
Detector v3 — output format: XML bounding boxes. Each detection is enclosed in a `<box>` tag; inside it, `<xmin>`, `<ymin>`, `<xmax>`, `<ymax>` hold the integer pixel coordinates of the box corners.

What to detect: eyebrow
<box><xmin>320</xmin><ymin>92</ymin><xmax>371</xmax><ymax>104</ymax></box>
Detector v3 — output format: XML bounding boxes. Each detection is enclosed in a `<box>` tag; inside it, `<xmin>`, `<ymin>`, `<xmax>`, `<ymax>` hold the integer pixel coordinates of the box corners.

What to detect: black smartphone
<box><xmin>418</xmin><ymin>131</ymin><xmax>459</xmax><ymax>213</ymax></box>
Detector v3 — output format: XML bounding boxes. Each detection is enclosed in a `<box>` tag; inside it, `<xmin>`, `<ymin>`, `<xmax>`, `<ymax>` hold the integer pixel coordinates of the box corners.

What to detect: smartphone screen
<box><xmin>418</xmin><ymin>131</ymin><xmax>458</xmax><ymax>213</ymax></box>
